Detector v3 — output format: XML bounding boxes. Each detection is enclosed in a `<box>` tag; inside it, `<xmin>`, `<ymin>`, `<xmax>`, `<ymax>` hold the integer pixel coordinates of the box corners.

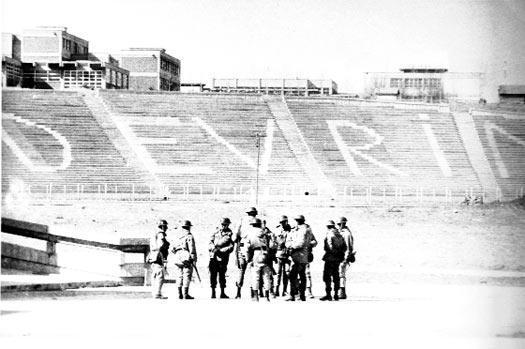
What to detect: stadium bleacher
<box><xmin>2</xmin><ymin>89</ymin><xmax>524</xmax><ymax>201</ymax></box>
<box><xmin>285</xmin><ymin>97</ymin><xmax>483</xmax><ymax>195</ymax></box>
<box><xmin>99</xmin><ymin>90</ymin><xmax>308</xmax><ymax>193</ymax></box>
<box><xmin>2</xmin><ymin>90</ymin><xmax>144</xmax><ymax>192</ymax></box>
<box><xmin>471</xmin><ymin>109</ymin><xmax>525</xmax><ymax>198</ymax></box>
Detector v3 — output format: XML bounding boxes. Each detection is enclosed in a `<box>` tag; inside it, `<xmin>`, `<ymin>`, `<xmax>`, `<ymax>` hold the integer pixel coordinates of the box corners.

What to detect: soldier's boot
<box><xmin>265</xmin><ymin>290</ymin><xmax>270</xmax><ymax>302</ymax></box>
<box><xmin>274</xmin><ymin>285</ymin><xmax>279</xmax><ymax>297</ymax></box>
<box><xmin>333</xmin><ymin>288</ymin><xmax>340</xmax><ymax>301</ymax></box>
<box><xmin>307</xmin><ymin>286</ymin><xmax>315</xmax><ymax>299</ymax></box>
<box><xmin>235</xmin><ymin>286</ymin><xmax>242</xmax><ymax>299</ymax></box>
<box><xmin>211</xmin><ymin>288</ymin><xmax>216</xmax><ymax>299</ymax></box>
<box><xmin>285</xmin><ymin>294</ymin><xmax>295</xmax><ymax>302</ymax></box>
<box><xmin>252</xmin><ymin>289</ymin><xmax>259</xmax><ymax>302</ymax></box>
<box><xmin>339</xmin><ymin>287</ymin><xmax>347</xmax><ymax>300</ymax></box>
<box><xmin>184</xmin><ymin>287</ymin><xmax>194</xmax><ymax>300</ymax></box>
<box><xmin>220</xmin><ymin>287</ymin><xmax>229</xmax><ymax>299</ymax></box>
<box><xmin>299</xmin><ymin>290</ymin><xmax>306</xmax><ymax>302</ymax></box>
<box><xmin>259</xmin><ymin>286</ymin><xmax>264</xmax><ymax>298</ymax></box>
<box><xmin>320</xmin><ymin>288</ymin><xmax>332</xmax><ymax>301</ymax></box>
<box><xmin>178</xmin><ymin>287</ymin><xmax>183</xmax><ymax>300</ymax></box>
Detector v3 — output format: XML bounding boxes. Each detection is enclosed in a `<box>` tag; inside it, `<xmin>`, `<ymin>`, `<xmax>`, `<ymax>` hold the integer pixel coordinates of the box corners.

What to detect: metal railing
<box><xmin>6</xmin><ymin>182</ymin><xmax>522</xmax><ymax>206</ymax></box>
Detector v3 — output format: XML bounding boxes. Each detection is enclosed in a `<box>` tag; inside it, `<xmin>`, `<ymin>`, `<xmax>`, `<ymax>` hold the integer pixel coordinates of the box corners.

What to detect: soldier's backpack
<box><xmin>331</xmin><ymin>233</ymin><xmax>346</xmax><ymax>261</ymax></box>
<box><xmin>172</xmin><ymin>234</ymin><xmax>191</xmax><ymax>267</ymax></box>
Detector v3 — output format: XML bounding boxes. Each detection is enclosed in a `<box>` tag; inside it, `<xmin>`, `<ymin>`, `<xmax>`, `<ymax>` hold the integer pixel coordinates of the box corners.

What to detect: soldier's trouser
<box><xmin>151</xmin><ymin>263</ymin><xmax>165</xmax><ymax>297</ymax></box>
<box><xmin>176</xmin><ymin>265</ymin><xmax>193</xmax><ymax>288</ymax></box>
<box><xmin>236</xmin><ymin>256</ymin><xmax>248</xmax><ymax>288</ymax></box>
<box><xmin>323</xmin><ymin>261</ymin><xmax>341</xmax><ymax>291</ymax></box>
<box><xmin>251</xmin><ymin>263</ymin><xmax>272</xmax><ymax>291</ymax></box>
<box><xmin>209</xmin><ymin>258</ymin><xmax>228</xmax><ymax>289</ymax></box>
<box><xmin>276</xmin><ymin>258</ymin><xmax>290</xmax><ymax>291</ymax></box>
<box><xmin>306</xmin><ymin>263</ymin><xmax>313</xmax><ymax>288</ymax></box>
<box><xmin>339</xmin><ymin>261</ymin><xmax>350</xmax><ymax>288</ymax></box>
<box><xmin>289</xmin><ymin>262</ymin><xmax>307</xmax><ymax>296</ymax></box>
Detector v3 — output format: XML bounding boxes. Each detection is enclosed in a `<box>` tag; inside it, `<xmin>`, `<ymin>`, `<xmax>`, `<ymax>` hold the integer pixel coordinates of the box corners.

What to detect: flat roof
<box><xmin>499</xmin><ymin>85</ymin><xmax>525</xmax><ymax>95</ymax></box>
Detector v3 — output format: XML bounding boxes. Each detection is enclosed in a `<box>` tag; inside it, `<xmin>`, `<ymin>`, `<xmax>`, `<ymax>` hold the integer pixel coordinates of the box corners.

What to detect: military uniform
<box><xmin>321</xmin><ymin>222</ymin><xmax>347</xmax><ymax>301</ymax></box>
<box><xmin>149</xmin><ymin>220</ymin><xmax>170</xmax><ymax>299</ymax></box>
<box><xmin>172</xmin><ymin>221</ymin><xmax>197</xmax><ymax>299</ymax></box>
<box><xmin>209</xmin><ymin>219</ymin><xmax>234</xmax><ymax>298</ymax></box>
<box><xmin>285</xmin><ymin>215</ymin><xmax>317</xmax><ymax>301</ymax></box>
<box><xmin>246</xmin><ymin>219</ymin><xmax>275</xmax><ymax>301</ymax></box>
<box><xmin>338</xmin><ymin>217</ymin><xmax>355</xmax><ymax>299</ymax></box>
<box><xmin>272</xmin><ymin>218</ymin><xmax>291</xmax><ymax>297</ymax></box>
<box><xmin>232</xmin><ymin>207</ymin><xmax>258</xmax><ymax>298</ymax></box>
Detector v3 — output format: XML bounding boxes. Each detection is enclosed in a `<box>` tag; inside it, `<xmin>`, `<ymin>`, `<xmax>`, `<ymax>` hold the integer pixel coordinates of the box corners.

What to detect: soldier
<box><xmin>285</xmin><ymin>214</ymin><xmax>317</xmax><ymax>301</ymax></box>
<box><xmin>172</xmin><ymin>220</ymin><xmax>197</xmax><ymax>300</ymax></box>
<box><xmin>232</xmin><ymin>207</ymin><xmax>258</xmax><ymax>299</ymax></box>
<box><xmin>337</xmin><ymin>216</ymin><xmax>355</xmax><ymax>300</ymax></box>
<box><xmin>273</xmin><ymin>215</ymin><xmax>291</xmax><ymax>297</ymax></box>
<box><xmin>305</xmin><ymin>237</ymin><xmax>317</xmax><ymax>299</ymax></box>
<box><xmin>148</xmin><ymin>219</ymin><xmax>170</xmax><ymax>299</ymax></box>
<box><xmin>320</xmin><ymin>220</ymin><xmax>347</xmax><ymax>301</ymax></box>
<box><xmin>209</xmin><ymin>217</ymin><xmax>234</xmax><ymax>299</ymax></box>
<box><xmin>246</xmin><ymin>218</ymin><xmax>274</xmax><ymax>301</ymax></box>
<box><xmin>261</xmin><ymin>218</ymin><xmax>275</xmax><ymax>298</ymax></box>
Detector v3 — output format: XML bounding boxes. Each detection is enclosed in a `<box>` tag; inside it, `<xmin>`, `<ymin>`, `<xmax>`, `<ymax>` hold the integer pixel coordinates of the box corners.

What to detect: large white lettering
<box><xmin>484</xmin><ymin>121</ymin><xmax>525</xmax><ymax>178</ymax></box>
<box><xmin>2</xmin><ymin>114</ymin><xmax>72</xmax><ymax>172</ymax></box>
<box><xmin>419</xmin><ymin>113</ymin><xmax>452</xmax><ymax>177</ymax></box>
<box><xmin>326</xmin><ymin>120</ymin><xmax>407</xmax><ymax>177</ymax></box>
<box><xmin>194</xmin><ymin>117</ymin><xmax>274</xmax><ymax>174</ymax></box>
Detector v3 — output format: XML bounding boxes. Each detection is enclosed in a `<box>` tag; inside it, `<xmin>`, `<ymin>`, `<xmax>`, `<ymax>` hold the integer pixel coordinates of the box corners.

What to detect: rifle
<box><xmin>192</xmin><ymin>261</ymin><xmax>201</xmax><ymax>283</ymax></box>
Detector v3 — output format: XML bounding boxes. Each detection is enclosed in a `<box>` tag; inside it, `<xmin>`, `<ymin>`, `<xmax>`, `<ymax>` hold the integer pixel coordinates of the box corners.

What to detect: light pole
<box><xmin>255</xmin><ymin>132</ymin><xmax>261</xmax><ymax>206</ymax></box>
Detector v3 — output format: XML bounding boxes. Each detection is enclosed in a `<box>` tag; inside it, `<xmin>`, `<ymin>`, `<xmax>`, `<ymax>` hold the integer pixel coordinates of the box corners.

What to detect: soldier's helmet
<box><xmin>158</xmin><ymin>219</ymin><xmax>168</xmax><ymax>228</ymax></box>
<box><xmin>326</xmin><ymin>220</ymin><xmax>336</xmax><ymax>227</ymax></box>
<box><xmin>294</xmin><ymin>214</ymin><xmax>305</xmax><ymax>222</ymax></box>
<box><xmin>221</xmin><ymin>217</ymin><xmax>231</xmax><ymax>225</ymax></box>
<box><xmin>280</xmin><ymin>215</ymin><xmax>288</xmax><ymax>223</ymax></box>
<box><xmin>181</xmin><ymin>220</ymin><xmax>193</xmax><ymax>228</ymax></box>
<box><xmin>246</xmin><ymin>207</ymin><xmax>258</xmax><ymax>215</ymax></box>
<box><xmin>250</xmin><ymin>218</ymin><xmax>262</xmax><ymax>227</ymax></box>
<box><xmin>338</xmin><ymin>216</ymin><xmax>348</xmax><ymax>225</ymax></box>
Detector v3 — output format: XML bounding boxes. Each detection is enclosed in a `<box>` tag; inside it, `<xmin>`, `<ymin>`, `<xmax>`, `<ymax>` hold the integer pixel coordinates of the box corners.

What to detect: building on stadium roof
<box><xmin>210</xmin><ymin>78</ymin><xmax>338</xmax><ymax>96</ymax></box>
<box><xmin>118</xmin><ymin>48</ymin><xmax>181</xmax><ymax>91</ymax></box>
<box><xmin>21</xmin><ymin>26</ymin><xmax>89</xmax><ymax>63</ymax></box>
<box><xmin>2</xmin><ymin>33</ymin><xmax>22</xmax><ymax>87</ymax></box>
<box><xmin>2</xmin><ymin>27</ymin><xmax>129</xmax><ymax>90</ymax></box>
<box><xmin>364</xmin><ymin>66</ymin><xmax>484</xmax><ymax>103</ymax></box>
<box><xmin>180</xmin><ymin>82</ymin><xmax>206</xmax><ymax>93</ymax></box>
<box><xmin>498</xmin><ymin>85</ymin><xmax>525</xmax><ymax>105</ymax></box>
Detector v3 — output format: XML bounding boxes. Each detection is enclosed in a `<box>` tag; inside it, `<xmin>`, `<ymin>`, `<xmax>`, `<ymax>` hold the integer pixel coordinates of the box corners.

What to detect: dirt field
<box><xmin>3</xmin><ymin>198</ymin><xmax>525</xmax><ymax>285</ymax></box>
<box><xmin>2</xmin><ymin>198</ymin><xmax>525</xmax><ymax>348</ymax></box>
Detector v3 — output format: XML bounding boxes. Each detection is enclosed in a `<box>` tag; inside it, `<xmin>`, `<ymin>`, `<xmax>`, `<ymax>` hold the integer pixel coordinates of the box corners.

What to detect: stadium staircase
<box><xmin>2</xmin><ymin>90</ymin><xmax>144</xmax><ymax>192</ymax></box>
<box><xmin>265</xmin><ymin>96</ymin><xmax>336</xmax><ymax>197</ymax></box>
<box><xmin>81</xmin><ymin>90</ymin><xmax>164</xmax><ymax>191</ymax></box>
<box><xmin>453</xmin><ymin>112</ymin><xmax>500</xmax><ymax>199</ymax></box>
<box><xmin>98</xmin><ymin>91</ymin><xmax>308</xmax><ymax>193</ymax></box>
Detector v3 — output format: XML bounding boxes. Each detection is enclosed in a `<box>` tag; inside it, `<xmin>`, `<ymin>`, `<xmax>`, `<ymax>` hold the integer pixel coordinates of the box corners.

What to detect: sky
<box><xmin>2</xmin><ymin>0</ymin><xmax>525</xmax><ymax>93</ymax></box>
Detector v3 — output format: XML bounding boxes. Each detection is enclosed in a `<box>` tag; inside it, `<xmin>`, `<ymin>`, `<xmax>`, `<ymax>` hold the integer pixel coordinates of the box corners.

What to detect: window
<box><xmin>390</xmin><ymin>78</ymin><xmax>402</xmax><ymax>88</ymax></box>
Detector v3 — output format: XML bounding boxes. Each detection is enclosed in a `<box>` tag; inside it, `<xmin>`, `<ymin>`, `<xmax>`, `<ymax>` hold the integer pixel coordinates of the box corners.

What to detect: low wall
<box><xmin>1</xmin><ymin>217</ymin><xmax>149</xmax><ymax>285</ymax></box>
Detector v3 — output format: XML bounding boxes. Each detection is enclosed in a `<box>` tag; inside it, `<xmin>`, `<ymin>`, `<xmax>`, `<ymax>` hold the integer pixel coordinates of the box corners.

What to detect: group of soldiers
<box><xmin>148</xmin><ymin>207</ymin><xmax>355</xmax><ymax>302</ymax></box>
